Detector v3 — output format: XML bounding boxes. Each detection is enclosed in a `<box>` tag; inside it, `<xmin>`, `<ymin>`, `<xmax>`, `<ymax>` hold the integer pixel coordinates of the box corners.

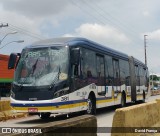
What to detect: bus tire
<box><xmin>39</xmin><ymin>112</ymin><xmax>51</xmax><ymax>119</ymax></box>
<box><xmin>121</xmin><ymin>93</ymin><xmax>126</xmax><ymax>107</ymax></box>
<box><xmin>86</xmin><ymin>94</ymin><xmax>96</xmax><ymax>115</ymax></box>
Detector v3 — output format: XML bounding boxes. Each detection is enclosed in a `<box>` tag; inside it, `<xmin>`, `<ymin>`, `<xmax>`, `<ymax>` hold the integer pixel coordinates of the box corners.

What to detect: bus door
<box><xmin>112</xmin><ymin>59</ymin><xmax>120</xmax><ymax>104</ymax></box>
<box><xmin>96</xmin><ymin>55</ymin><xmax>106</xmax><ymax>97</ymax></box>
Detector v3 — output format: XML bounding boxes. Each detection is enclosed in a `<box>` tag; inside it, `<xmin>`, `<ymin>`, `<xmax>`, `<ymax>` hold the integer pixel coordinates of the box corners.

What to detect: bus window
<box><xmin>73</xmin><ymin>47</ymin><xmax>97</xmax><ymax>90</ymax></box>
<box><xmin>119</xmin><ymin>59</ymin><xmax>130</xmax><ymax>86</ymax></box>
<box><xmin>113</xmin><ymin>59</ymin><xmax>120</xmax><ymax>86</ymax></box>
<box><xmin>81</xmin><ymin>48</ymin><xmax>96</xmax><ymax>79</ymax></box>
<box><xmin>96</xmin><ymin>55</ymin><xmax>105</xmax><ymax>86</ymax></box>
<box><xmin>105</xmin><ymin>55</ymin><xmax>113</xmax><ymax>86</ymax></box>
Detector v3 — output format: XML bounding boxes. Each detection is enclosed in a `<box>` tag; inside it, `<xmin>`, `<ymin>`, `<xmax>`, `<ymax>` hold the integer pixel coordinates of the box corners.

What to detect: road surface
<box><xmin>0</xmin><ymin>95</ymin><xmax>160</xmax><ymax>136</ymax></box>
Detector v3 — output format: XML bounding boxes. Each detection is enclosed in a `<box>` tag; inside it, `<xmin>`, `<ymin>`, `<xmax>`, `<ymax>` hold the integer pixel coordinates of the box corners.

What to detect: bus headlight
<box><xmin>54</xmin><ymin>90</ymin><xmax>64</xmax><ymax>98</ymax></box>
<box><xmin>54</xmin><ymin>87</ymin><xmax>69</xmax><ymax>98</ymax></box>
<box><xmin>11</xmin><ymin>91</ymin><xmax>15</xmax><ymax>98</ymax></box>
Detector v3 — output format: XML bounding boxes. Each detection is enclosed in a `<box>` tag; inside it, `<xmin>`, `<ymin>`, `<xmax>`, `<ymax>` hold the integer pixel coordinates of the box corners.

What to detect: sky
<box><xmin>0</xmin><ymin>0</ymin><xmax>160</xmax><ymax>74</ymax></box>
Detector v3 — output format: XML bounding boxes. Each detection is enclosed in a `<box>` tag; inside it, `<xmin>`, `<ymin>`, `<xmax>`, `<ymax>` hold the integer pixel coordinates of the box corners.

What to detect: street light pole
<box><xmin>144</xmin><ymin>35</ymin><xmax>148</xmax><ymax>66</ymax></box>
<box><xmin>152</xmin><ymin>72</ymin><xmax>154</xmax><ymax>88</ymax></box>
<box><xmin>0</xmin><ymin>23</ymin><xmax>8</xmax><ymax>28</ymax></box>
<box><xmin>0</xmin><ymin>31</ymin><xmax>17</xmax><ymax>44</ymax></box>
<box><xmin>0</xmin><ymin>40</ymin><xmax>24</xmax><ymax>49</ymax></box>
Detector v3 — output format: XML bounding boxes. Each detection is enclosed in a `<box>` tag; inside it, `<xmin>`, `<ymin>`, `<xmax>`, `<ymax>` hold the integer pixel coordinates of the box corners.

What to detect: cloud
<box><xmin>0</xmin><ymin>8</ymin><xmax>43</xmax><ymax>36</ymax></box>
<box><xmin>0</xmin><ymin>0</ymin><xmax>70</xmax><ymax>18</ymax></box>
<box><xmin>144</xmin><ymin>29</ymin><xmax>160</xmax><ymax>40</ymax></box>
<box><xmin>64</xmin><ymin>23</ymin><xmax>130</xmax><ymax>45</ymax></box>
<box><xmin>142</xmin><ymin>11</ymin><xmax>150</xmax><ymax>17</ymax></box>
<box><xmin>0</xmin><ymin>0</ymin><xmax>160</xmax><ymax>74</ymax></box>
<box><xmin>0</xmin><ymin>0</ymin><xmax>82</xmax><ymax>38</ymax></box>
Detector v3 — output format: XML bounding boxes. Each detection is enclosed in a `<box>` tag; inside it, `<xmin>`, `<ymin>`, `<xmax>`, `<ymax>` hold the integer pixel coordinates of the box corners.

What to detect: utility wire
<box><xmin>71</xmin><ymin>0</ymin><xmax>143</xmax><ymax>46</ymax></box>
<box><xmin>80</xmin><ymin>0</ymin><xmax>141</xmax><ymax>42</ymax></box>
<box><xmin>93</xmin><ymin>1</ymin><xmax>138</xmax><ymax>35</ymax></box>
<box><xmin>71</xmin><ymin>0</ymin><xmax>107</xmax><ymax>25</ymax></box>
<box><xmin>1</xmin><ymin>21</ymin><xmax>45</xmax><ymax>40</ymax></box>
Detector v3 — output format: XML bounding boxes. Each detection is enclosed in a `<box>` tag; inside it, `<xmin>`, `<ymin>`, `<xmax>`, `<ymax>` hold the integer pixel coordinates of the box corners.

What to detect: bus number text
<box><xmin>61</xmin><ymin>96</ymin><xmax>69</xmax><ymax>101</ymax></box>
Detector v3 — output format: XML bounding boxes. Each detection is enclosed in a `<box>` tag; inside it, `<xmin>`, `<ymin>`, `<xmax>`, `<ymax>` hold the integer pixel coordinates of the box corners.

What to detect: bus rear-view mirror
<box><xmin>8</xmin><ymin>53</ymin><xmax>18</xmax><ymax>69</ymax></box>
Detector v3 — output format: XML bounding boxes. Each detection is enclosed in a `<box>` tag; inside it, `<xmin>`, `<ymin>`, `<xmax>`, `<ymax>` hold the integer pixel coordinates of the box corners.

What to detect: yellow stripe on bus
<box><xmin>96</xmin><ymin>98</ymin><xmax>114</xmax><ymax>104</ymax></box>
<box><xmin>13</xmin><ymin>102</ymin><xmax>87</xmax><ymax>111</ymax></box>
<box><xmin>12</xmin><ymin>94</ymin><xmax>144</xmax><ymax>111</ymax></box>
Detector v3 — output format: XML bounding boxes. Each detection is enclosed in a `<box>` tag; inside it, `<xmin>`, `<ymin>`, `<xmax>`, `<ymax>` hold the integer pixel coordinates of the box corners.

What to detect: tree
<box><xmin>150</xmin><ymin>75</ymin><xmax>159</xmax><ymax>81</ymax></box>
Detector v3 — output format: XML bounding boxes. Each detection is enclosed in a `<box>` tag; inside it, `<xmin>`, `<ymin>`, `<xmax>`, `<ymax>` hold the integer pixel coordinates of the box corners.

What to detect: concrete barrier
<box><xmin>4</xmin><ymin>115</ymin><xmax>97</xmax><ymax>136</ymax></box>
<box><xmin>112</xmin><ymin>100</ymin><xmax>160</xmax><ymax>136</ymax></box>
<box><xmin>0</xmin><ymin>100</ymin><xmax>27</xmax><ymax>121</ymax></box>
<box><xmin>0</xmin><ymin>100</ymin><xmax>11</xmax><ymax>111</ymax></box>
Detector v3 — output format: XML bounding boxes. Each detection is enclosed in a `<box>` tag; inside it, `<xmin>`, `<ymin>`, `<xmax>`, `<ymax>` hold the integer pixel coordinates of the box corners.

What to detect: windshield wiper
<box><xmin>49</xmin><ymin>66</ymin><xmax>61</xmax><ymax>90</ymax></box>
<box><xmin>18</xmin><ymin>58</ymin><xmax>39</xmax><ymax>91</ymax></box>
<box><xmin>31</xmin><ymin>58</ymin><xmax>39</xmax><ymax>76</ymax></box>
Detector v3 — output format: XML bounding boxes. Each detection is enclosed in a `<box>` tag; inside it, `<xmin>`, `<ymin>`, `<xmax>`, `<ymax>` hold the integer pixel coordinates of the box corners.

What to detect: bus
<box><xmin>8</xmin><ymin>37</ymin><xmax>149</xmax><ymax>119</ymax></box>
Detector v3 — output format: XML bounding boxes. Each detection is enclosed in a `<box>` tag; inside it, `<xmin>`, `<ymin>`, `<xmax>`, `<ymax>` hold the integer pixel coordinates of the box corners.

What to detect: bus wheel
<box><xmin>121</xmin><ymin>93</ymin><xmax>126</xmax><ymax>107</ymax></box>
<box><xmin>86</xmin><ymin>95</ymin><xmax>96</xmax><ymax>115</ymax></box>
<box><xmin>39</xmin><ymin>113</ymin><xmax>51</xmax><ymax>119</ymax></box>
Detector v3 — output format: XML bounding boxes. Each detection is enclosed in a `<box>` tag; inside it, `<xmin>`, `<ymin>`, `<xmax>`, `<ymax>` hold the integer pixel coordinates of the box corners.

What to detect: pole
<box><xmin>0</xmin><ymin>40</ymin><xmax>24</xmax><ymax>49</ymax></box>
<box><xmin>152</xmin><ymin>73</ymin><xmax>154</xmax><ymax>88</ymax></box>
<box><xmin>0</xmin><ymin>23</ymin><xmax>8</xmax><ymax>28</ymax></box>
<box><xmin>144</xmin><ymin>35</ymin><xmax>148</xmax><ymax>66</ymax></box>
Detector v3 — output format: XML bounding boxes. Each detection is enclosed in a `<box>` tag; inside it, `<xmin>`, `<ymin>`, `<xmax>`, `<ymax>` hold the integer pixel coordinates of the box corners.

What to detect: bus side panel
<box><xmin>68</xmin><ymin>85</ymin><xmax>92</xmax><ymax>113</ymax></box>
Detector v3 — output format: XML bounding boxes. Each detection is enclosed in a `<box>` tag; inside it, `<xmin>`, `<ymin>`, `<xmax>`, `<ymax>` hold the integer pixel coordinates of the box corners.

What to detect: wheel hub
<box><xmin>87</xmin><ymin>99</ymin><xmax>92</xmax><ymax>113</ymax></box>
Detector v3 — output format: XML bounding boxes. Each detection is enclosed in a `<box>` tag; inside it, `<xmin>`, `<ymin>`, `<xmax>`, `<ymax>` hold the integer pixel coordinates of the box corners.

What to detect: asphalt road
<box><xmin>0</xmin><ymin>95</ymin><xmax>160</xmax><ymax>136</ymax></box>
<box><xmin>96</xmin><ymin>95</ymin><xmax>160</xmax><ymax>136</ymax></box>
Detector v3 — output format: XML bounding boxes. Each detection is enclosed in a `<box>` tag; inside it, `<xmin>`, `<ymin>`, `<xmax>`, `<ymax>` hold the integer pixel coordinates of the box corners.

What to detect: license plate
<box><xmin>28</xmin><ymin>108</ymin><xmax>38</xmax><ymax>112</ymax></box>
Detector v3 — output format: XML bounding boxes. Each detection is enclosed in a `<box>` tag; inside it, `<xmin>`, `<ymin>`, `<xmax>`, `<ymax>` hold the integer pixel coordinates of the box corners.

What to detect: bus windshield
<box><xmin>14</xmin><ymin>46</ymin><xmax>69</xmax><ymax>87</ymax></box>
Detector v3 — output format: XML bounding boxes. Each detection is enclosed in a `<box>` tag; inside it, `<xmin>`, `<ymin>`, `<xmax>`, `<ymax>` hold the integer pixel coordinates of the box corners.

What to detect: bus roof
<box><xmin>133</xmin><ymin>57</ymin><xmax>147</xmax><ymax>68</ymax></box>
<box><xmin>26</xmin><ymin>37</ymin><xmax>129</xmax><ymax>60</ymax></box>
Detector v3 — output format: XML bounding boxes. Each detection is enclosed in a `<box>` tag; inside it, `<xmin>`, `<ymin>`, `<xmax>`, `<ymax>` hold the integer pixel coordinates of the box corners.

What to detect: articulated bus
<box><xmin>8</xmin><ymin>37</ymin><xmax>149</xmax><ymax>119</ymax></box>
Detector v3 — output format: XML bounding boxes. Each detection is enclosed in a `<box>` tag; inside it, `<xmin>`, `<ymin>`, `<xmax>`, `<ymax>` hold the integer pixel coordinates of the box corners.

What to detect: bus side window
<box><xmin>81</xmin><ymin>48</ymin><xmax>96</xmax><ymax>79</ymax></box>
<box><xmin>105</xmin><ymin>55</ymin><xmax>113</xmax><ymax>86</ymax></box>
